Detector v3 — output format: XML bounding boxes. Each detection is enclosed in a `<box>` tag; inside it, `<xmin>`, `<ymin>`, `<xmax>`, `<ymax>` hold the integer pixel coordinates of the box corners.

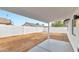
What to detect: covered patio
<box><xmin>0</xmin><ymin>7</ymin><xmax>78</xmax><ymax>52</ymax></box>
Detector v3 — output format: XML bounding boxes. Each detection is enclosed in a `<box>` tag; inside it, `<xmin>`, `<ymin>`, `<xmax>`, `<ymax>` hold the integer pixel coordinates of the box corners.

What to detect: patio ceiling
<box><xmin>0</xmin><ymin>7</ymin><xmax>77</xmax><ymax>23</ymax></box>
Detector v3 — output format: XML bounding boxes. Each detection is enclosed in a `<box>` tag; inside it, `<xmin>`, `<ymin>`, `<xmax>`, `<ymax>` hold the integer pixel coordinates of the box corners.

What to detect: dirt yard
<box><xmin>0</xmin><ymin>32</ymin><xmax>69</xmax><ymax>52</ymax></box>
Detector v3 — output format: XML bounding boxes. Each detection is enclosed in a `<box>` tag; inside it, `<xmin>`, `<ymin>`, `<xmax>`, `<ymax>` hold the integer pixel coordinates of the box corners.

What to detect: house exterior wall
<box><xmin>67</xmin><ymin>19</ymin><xmax>79</xmax><ymax>52</ymax></box>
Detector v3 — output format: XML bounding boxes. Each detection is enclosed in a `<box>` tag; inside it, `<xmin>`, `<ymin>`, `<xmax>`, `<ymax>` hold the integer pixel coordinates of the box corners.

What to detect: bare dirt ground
<box><xmin>50</xmin><ymin>32</ymin><xmax>69</xmax><ymax>42</ymax></box>
<box><xmin>0</xmin><ymin>32</ymin><xmax>69</xmax><ymax>52</ymax></box>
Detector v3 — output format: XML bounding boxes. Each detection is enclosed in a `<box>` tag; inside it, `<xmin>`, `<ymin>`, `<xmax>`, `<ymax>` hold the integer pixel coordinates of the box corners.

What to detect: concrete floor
<box><xmin>28</xmin><ymin>39</ymin><xmax>74</xmax><ymax>52</ymax></box>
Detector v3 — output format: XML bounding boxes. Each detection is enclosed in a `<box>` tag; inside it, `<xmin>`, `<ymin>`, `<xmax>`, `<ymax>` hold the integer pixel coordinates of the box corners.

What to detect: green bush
<box><xmin>51</xmin><ymin>20</ymin><xmax>64</xmax><ymax>27</ymax></box>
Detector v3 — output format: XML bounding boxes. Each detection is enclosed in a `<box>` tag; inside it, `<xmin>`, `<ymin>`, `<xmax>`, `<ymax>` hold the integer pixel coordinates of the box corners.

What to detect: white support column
<box><xmin>48</xmin><ymin>22</ymin><xmax>50</xmax><ymax>39</ymax></box>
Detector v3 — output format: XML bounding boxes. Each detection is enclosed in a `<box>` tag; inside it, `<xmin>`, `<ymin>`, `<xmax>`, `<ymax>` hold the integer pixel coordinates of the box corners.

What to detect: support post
<box><xmin>48</xmin><ymin>22</ymin><xmax>50</xmax><ymax>39</ymax></box>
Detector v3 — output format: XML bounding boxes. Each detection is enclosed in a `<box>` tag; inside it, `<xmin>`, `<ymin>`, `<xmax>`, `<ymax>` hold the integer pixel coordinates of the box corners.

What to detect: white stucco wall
<box><xmin>67</xmin><ymin>20</ymin><xmax>79</xmax><ymax>52</ymax></box>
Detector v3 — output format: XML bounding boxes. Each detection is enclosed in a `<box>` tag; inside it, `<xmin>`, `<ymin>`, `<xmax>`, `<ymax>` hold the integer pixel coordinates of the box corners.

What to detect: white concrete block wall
<box><xmin>0</xmin><ymin>25</ymin><xmax>24</xmax><ymax>37</ymax></box>
<box><xmin>24</xmin><ymin>26</ymin><xmax>44</xmax><ymax>34</ymax></box>
<box><xmin>0</xmin><ymin>25</ymin><xmax>68</xmax><ymax>38</ymax></box>
<box><xmin>49</xmin><ymin>27</ymin><xmax>67</xmax><ymax>33</ymax></box>
<box><xmin>44</xmin><ymin>27</ymin><xmax>67</xmax><ymax>33</ymax></box>
<box><xmin>0</xmin><ymin>25</ymin><xmax>44</xmax><ymax>37</ymax></box>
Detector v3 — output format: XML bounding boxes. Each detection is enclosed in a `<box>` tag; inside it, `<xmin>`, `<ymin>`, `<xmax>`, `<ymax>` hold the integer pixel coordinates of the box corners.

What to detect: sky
<box><xmin>0</xmin><ymin>9</ymin><xmax>47</xmax><ymax>26</ymax></box>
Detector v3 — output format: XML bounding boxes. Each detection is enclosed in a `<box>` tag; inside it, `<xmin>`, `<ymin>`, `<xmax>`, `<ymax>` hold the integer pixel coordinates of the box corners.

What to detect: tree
<box><xmin>51</xmin><ymin>20</ymin><xmax>64</xmax><ymax>27</ymax></box>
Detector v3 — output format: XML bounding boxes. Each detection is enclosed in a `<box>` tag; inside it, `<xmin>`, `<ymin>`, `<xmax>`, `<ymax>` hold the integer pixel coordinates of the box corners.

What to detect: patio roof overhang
<box><xmin>0</xmin><ymin>17</ymin><xmax>11</xmax><ymax>25</ymax></box>
<box><xmin>0</xmin><ymin>7</ymin><xmax>77</xmax><ymax>23</ymax></box>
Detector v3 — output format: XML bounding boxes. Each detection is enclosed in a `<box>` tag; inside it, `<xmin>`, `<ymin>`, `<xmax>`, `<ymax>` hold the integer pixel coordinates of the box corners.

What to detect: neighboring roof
<box><xmin>64</xmin><ymin>19</ymin><xmax>70</xmax><ymax>22</ymax></box>
<box><xmin>64</xmin><ymin>19</ymin><xmax>70</xmax><ymax>21</ymax></box>
<box><xmin>64</xmin><ymin>19</ymin><xmax>70</xmax><ymax>26</ymax></box>
<box><xmin>0</xmin><ymin>7</ymin><xmax>77</xmax><ymax>23</ymax></box>
<box><xmin>23</xmin><ymin>22</ymin><xmax>43</xmax><ymax>27</ymax></box>
<box><xmin>0</xmin><ymin>17</ymin><xmax>11</xmax><ymax>25</ymax></box>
